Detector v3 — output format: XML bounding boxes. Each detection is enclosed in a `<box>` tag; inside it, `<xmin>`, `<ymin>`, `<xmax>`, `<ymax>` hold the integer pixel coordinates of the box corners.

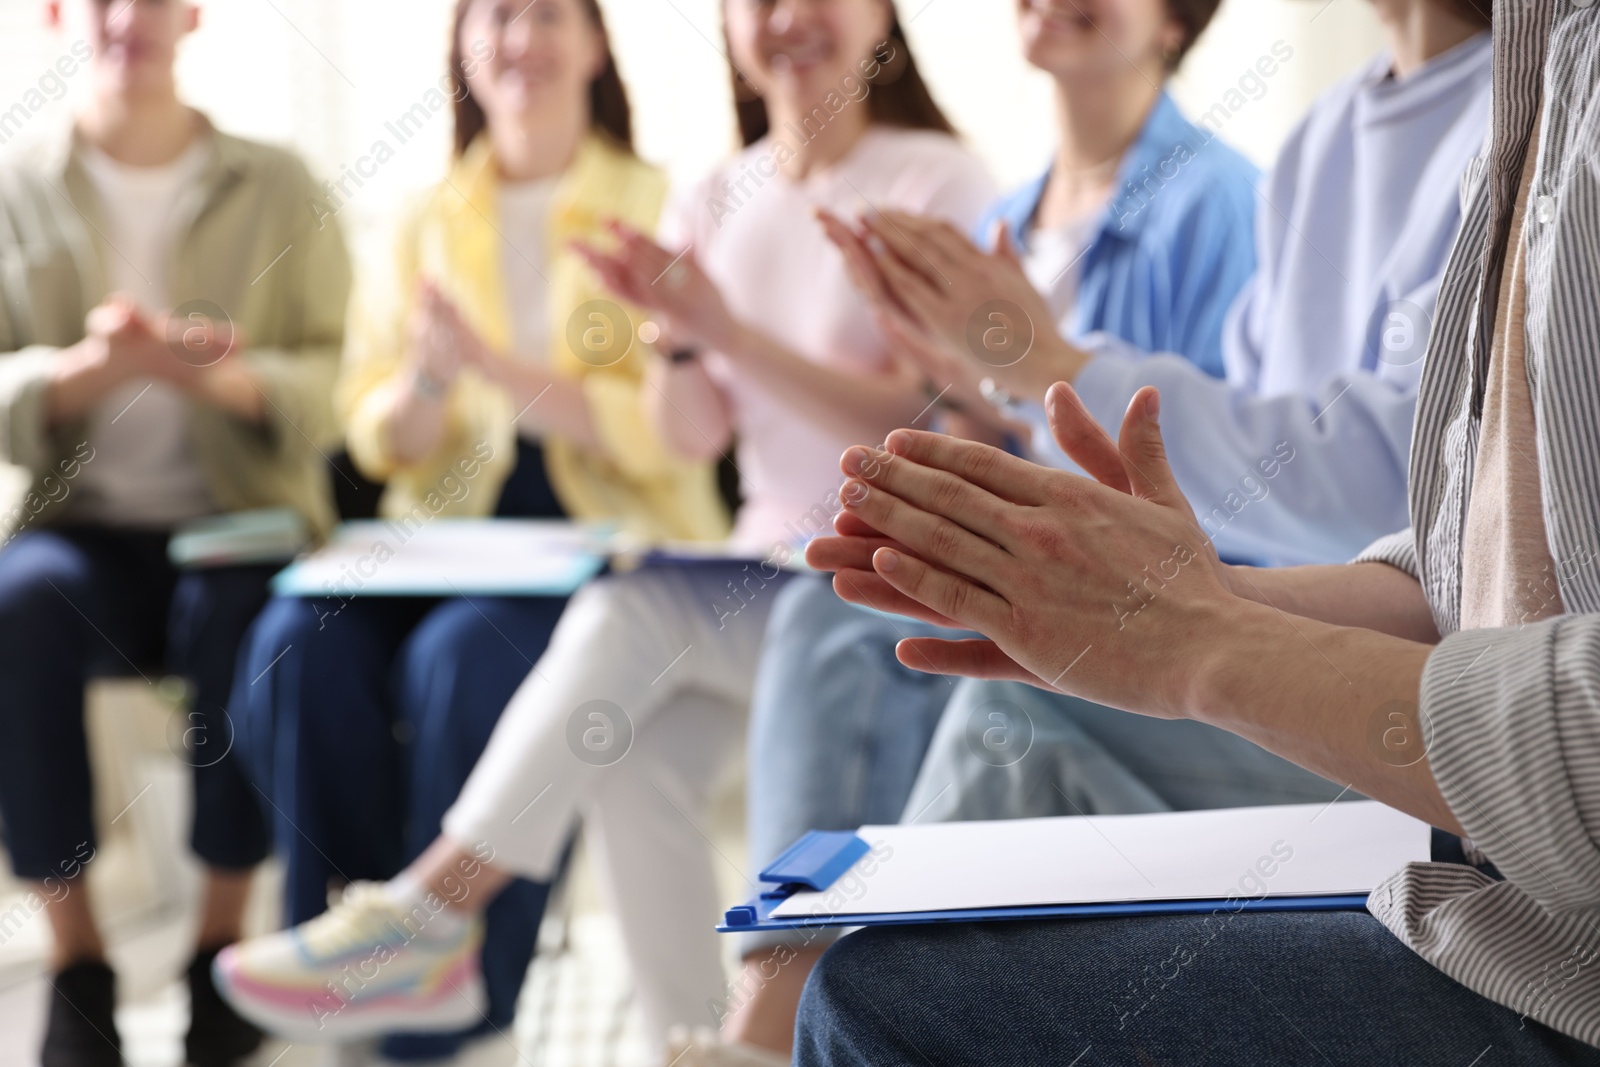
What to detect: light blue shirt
<box><xmin>1025</xmin><ymin>35</ymin><xmax>1494</xmax><ymax>566</ymax></box>
<box><xmin>983</xmin><ymin>91</ymin><xmax>1259</xmax><ymax>380</ymax></box>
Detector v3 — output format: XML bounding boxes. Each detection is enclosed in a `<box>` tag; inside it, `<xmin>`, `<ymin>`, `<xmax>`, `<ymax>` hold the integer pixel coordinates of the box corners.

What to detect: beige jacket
<box><xmin>0</xmin><ymin>115</ymin><xmax>351</xmax><ymax>541</ymax></box>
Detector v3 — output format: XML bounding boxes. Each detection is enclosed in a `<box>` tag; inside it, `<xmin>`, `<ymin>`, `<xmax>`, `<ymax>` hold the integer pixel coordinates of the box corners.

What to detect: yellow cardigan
<box><xmin>338</xmin><ymin>134</ymin><xmax>728</xmax><ymax>542</ymax></box>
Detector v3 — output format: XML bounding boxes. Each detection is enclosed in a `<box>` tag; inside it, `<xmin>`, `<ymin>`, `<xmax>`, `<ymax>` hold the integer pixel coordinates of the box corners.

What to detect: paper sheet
<box><xmin>769</xmin><ymin>800</ymin><xmax>1430</xmax><ymax>920</ymax></box>
<box><xmin>271</xmin><ymin>519</ymin><xmax>609</xmax><ymax>597</ymax></box>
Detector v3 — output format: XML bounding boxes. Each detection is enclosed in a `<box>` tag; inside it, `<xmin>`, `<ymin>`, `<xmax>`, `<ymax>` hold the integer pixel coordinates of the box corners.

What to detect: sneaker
<box><xmin>42</xmin><ymin>961</ymin><xmax>122</xmax><ymax>1067</ymax></box>
<box><xmin>212</xmin><ymin>883</ymin><xmax>487</xmax><ymax>1043</ymax></box>
<box><xmin>186</xmin><ymin>947</ymin><xmax>264</xmax><ymax>1066</ymax></box>
<box><xmin>662</xmin><ymin>1026</ymin><xmax>789</xmax><ymax>1067</ymax></box>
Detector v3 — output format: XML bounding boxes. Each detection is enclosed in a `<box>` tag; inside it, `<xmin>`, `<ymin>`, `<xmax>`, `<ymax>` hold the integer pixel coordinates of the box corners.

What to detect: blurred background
<box><xmin>0</xmin><ymin>1</ymin><xmax>1388</xmax><ymax>1065</ymax></box>
<box><xmin>2</xmin><ymin>0</ymin><xmax>1384</xmax><ymax>267</ymax></box>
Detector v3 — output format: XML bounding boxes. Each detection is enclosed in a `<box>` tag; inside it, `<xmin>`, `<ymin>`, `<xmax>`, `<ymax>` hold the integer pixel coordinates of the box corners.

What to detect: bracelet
<box><xmin>979</xmin><ymin>376</ymin><xmax>1015</xmax><ymax>410</ymax></box>
<box><xmin>411</xmin><ymin>367</ymin><xmax>449</xmax><ymax>400</ymax></box>
<box><xmin>668</xmin><ymin>346</ymin><xmax>701</xmax><ymax>365</ymax></box>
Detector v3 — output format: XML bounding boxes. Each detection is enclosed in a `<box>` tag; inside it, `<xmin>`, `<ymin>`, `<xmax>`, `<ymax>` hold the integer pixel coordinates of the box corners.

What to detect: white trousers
<box><xmin>443</xmin><ymin>564</ymin><xmax>782</xmax><ymax>1040</ymax></box>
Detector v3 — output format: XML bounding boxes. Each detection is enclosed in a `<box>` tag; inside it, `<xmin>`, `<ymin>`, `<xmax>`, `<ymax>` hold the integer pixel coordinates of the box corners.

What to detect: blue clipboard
<box><xmin>718</xmin><ymin>829</ymin><xmax>1379</xmax><ymax>934</ymax></box>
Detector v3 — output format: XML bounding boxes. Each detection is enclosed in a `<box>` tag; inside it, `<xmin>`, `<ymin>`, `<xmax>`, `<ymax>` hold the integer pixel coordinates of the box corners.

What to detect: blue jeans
<box><xmin>796</xmin><ymin>912</ymin><xmax>1600</xmax><ymax>1064</ymax></box>
<box><xmin>904</xmin><ymin>678</ymin><xmax>1346</xmax><ymax>823</ymax></box>
<box><xmin>0</xmin><ymin>526</ymin><xmax>271</xmax><ymax>880</ymax></box>
<box><xmin>232</xmin><ymin>592</ymin><xmax>568</xmax><ymax>1058</ymax></box>
<box><xmin>741</xmin><ymin>575</ymin><xmax>963</xmax><ymax>958</ymax></box>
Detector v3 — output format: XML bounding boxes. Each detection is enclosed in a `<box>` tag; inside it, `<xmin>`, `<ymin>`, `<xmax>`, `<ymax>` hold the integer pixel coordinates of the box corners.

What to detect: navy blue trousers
<box><xmin>232</xmin><ymin>591</ymin><xmax>569</xmax><ymax>1057</ymax></box>
<box><xmin>0</xmin><ymin>526</ymin><xmax>272</xmax><ymax>881</ymax></box>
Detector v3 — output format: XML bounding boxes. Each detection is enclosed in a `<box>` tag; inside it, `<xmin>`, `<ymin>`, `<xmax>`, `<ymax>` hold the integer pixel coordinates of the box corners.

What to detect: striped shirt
<box><xmin>1356</xmin><ymin>0</ymin><xmax>1600</xmax><ymax>1047</ymax></box>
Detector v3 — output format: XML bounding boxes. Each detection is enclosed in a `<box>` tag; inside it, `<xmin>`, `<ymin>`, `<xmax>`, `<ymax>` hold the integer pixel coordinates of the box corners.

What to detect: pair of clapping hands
<box><xmin>406</xmin><ymin>280</ymin><xmax>531</xmax><ymax>397</ymax></box>
<box><xmin>55</xmin><ymin>294</ymin><xmax>260</xmax><ymax>423</ymax></box>
<box><xmin>815</xmin><ymin>207</ymin><xmax>1091</xmax><ymax>423</ymax></box>
<box><xmin>807</xmin><ymin>380</ymin><xmax>1246</xmax><ymax>723</ymax></box>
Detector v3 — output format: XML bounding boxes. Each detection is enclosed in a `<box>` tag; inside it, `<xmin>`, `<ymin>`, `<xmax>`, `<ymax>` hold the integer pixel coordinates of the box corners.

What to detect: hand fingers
<box><xmin>832</xmin><ymin>508</ymin><xmax>887</xmax><ymax>539</ymax></box>
<box><xmin>830</xmin><ymin>568</ymin><xmax>962</xmax><ymax>629</ymax></box>
<box><xmin>1112</xmin><ymin>386</ymin><xmax>1187</xmax><ymax>510</ymax></box>
<box><xmin>1043</xmin><ymin>382</ymin><xmax>1132</xmax><ymax>494</ymax></box>
<box><xmin>607</xmin><ymin>220</ymin><xmax>679</xmax><ymax>279</ymax></box>
<box><xmin>869</xmin><ymin>545</ymin><xmax>1009</xmax><ymax>634</ymax></box>
<box><xmin>895</xmin><ymin>637</ymin><xmax>1039</xmax><ymax>685</ymax></box>
<box><xmin>837</xmin><ymin>474</ymin><xmax>1017</xmax><ymax>601</ymax></box>
<box><xmin>992</xmin><ymin>220</ymin><xmax>1023</xmax><ymax>266</ymax></box>
<box><xmin>876</xmin><ymin>428</ymin><xmax>1062</xmax><ymax>507</ymax></box>
<box><xmin>572</xmin><ymin>242</ymin><xmax>652</xmax><ymax>307</ymax></box>
<box><xmin>880</xmin><ymin>210</ymin><xmax>981</xmax><ymax>272</ymax></box>
<box><xmin>867</xmin><ymin>234</ymin><xmax>948</xmax><ymax>329</ymax></box>
<box><xmin>861</xmin><ymin>212</ymin><xmax>950</xmax><ymax>290</ymax></box>
<box><xmin>804</xmin><ymin>531</ymin><xmax>893</xmax><ymax>573</ymax></box>
<box><xmin>821</xmin><ymin>213</ymin><xmax>905</xmax><ymax>315</ymax></box>
<box><xmin>842</xmin><ymin>446</ymin><xmax>1024</xmax><ymax>550</ymax></box>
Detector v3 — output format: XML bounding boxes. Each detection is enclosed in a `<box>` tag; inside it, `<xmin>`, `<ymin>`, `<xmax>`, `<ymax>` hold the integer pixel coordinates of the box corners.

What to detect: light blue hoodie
<box><xmin>1026</xmin><ymin>33</ymin><xmax>1494</xmax><ymax>566</ymax></box>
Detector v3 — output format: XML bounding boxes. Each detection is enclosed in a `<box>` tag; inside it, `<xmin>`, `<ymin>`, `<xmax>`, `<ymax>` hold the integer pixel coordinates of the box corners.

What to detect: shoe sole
<box><xmin>212</xmin><ymin>959</ymin><xmax>487</xmax><ymax>1044</ymax></box>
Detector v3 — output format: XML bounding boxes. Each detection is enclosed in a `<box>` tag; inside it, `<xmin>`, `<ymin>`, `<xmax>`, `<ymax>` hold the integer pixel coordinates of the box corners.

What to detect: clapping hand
<box><xmin>806</xmin><ymin>383</ymin><xmax>1240</xmax><ymax>719</ymax></box>
<box><xmin>571</xmin><ymin>221</ymin><xmax>738</xmax><ymax>354</ymax></box>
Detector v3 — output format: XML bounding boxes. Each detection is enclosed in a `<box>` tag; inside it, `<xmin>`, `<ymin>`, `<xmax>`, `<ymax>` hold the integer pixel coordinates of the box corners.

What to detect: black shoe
<box><xmin>185</xmin><ymin>947</ymin><xmax>263</xmax><ymax>1067</ymax></box>
<box><xmin>42</xmin><ymin>961</ymin><xmax>122</xmax><ymax>1067</ymax></box>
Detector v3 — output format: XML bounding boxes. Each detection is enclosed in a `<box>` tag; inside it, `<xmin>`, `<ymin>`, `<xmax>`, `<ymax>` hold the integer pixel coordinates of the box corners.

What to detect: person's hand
<box><xmin>157</xmin><ymin>303</ymin><xmax>248</xmax><ymax>385</ymax></box>
<box><xmin>570</xmin><ymin>221</ymin><xmax>740</xmax><ymax>354</ymax></box>
<box><xmin>405</xmin><ymin>281</ymin><xmax>472</xmax><ymax>396</ymax></box>
<box><xmin>805</xmin><ymin>383</ymin><xmax>1243</xmax><ymax>717</ymax></box>
<box><xmin>850</xmin><ymin>210</ymin><xmax>1090</xmax><ymax>398</ymax></box>
<box><xmin>84</xmin><ymin>295</ymin><xmax>185</xmax><ymax>380</ymax></box>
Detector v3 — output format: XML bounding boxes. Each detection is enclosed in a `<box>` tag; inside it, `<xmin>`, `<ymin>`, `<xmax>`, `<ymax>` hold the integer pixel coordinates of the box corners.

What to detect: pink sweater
<box><xmin>660</xmin><ymin>126</ymin><xmax>995</xmax><ymax>552</ymax></box>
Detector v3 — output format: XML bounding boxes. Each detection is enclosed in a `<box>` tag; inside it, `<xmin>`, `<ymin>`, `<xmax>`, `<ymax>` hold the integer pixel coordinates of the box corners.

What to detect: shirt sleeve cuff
<box><xmin>1421</xmin><ymin>620</ymin><xmax>1600</xmax><ymax>912</ymax></box>
<box><xmin>1353</xmin><ymin>529</ymin><xmax>1420</xmax><ymax>577</ymax></box>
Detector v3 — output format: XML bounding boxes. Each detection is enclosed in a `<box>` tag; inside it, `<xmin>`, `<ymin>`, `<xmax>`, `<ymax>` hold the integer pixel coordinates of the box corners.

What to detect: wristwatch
<box><xmin>668</xmin><ymin>346</ymin><xmax>701</xmax><ymax>365</ymax></box>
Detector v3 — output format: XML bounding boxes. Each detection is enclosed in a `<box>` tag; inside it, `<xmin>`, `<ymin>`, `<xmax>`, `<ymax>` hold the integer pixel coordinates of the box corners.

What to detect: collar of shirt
<box><xmin>994</xmin><ymin>89</ymin><xmax>1195</xmax><ymax>250</ymax></box>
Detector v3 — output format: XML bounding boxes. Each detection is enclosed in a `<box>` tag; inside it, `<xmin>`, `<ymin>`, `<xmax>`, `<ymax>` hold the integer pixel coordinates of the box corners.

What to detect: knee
<box><xmin>404</xmin><ymin>599</ymin><xmax>501</xmax><ymax>674</ymax></box>
<box><xmin>766</xmin><ymin>575</ymin><xmax>851</xmax><ymax>645</ymax></box>
<box><xmin>796</xmin><ymin>930</ymin><xmax>919</xmax><ymax>1066</ymax></box>
<box><xmin>0</xmin><ymin>533</ymin><xmax>90</xmax><ymax>636</ymax></box>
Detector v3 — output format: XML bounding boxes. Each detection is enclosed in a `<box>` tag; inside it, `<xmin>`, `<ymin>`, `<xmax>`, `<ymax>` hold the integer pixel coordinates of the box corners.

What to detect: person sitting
<box><xmin>226</xmin><ymin>0</ymin><xmax>728</xmax><ymax>1058</ymax></box>
<box><xmin>799</xmin><ymin>0</ymin><xmax>1600</xmax><ymax>1058</ymax></box>
<box><xmin>213</xmin><ymin>0</ymin><xmax>994</xmax><ymax>1055</ymax></box>
<box><xmin>0</xmin><ymin>1</ymin><xmax>350</xmax><ymax>1065</ymax></box>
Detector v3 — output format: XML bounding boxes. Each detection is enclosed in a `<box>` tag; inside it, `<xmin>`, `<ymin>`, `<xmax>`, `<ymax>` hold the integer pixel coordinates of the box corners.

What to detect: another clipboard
<box><xmin>720</xmin><ymin>801</ymin><xmax>1433</xmax><ymax>932</ymax></box>
<box><xmin>271</xmin><ymin>519</ymin><xmax>612</xmax><ymax>597</ymax></box>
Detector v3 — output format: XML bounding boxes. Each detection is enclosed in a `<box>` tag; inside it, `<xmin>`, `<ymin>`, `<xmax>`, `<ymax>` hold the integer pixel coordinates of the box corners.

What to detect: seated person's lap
<box><xmin>797</xmin><ymin>913</ymin><xmax>1600</xmax><ymax>1067</ymax></box>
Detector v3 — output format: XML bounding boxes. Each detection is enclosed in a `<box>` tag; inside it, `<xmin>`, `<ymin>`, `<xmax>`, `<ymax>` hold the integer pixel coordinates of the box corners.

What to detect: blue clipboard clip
<box><xmin>723</xmin><ymin>831</ymin><xmax>870</xmax><ymax>928</ymax></box>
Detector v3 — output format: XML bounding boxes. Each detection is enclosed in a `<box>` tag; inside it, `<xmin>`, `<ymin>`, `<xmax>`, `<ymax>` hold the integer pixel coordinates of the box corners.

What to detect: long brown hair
<box><xmin>449</xmin><ymin>0</ymin><xmax>633</xmax><ymax>157</ymax></box>
<box><xmin>727</xmin><ymin>4</ymin><xmax>955</xmax><ymax>148</ymax></box>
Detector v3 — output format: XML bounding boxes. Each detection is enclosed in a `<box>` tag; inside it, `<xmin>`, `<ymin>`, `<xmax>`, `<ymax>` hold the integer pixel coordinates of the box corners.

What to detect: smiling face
<box><xmin>1017</xmin><ymin>0</ymin><xmax>1183</xmax><ymax>80</ymax></box>
<box><xmin>52</xmin><ymin>0</ymin><xmax>198</xmax><ymax>98</ymax></box>
<box><xmin>458</xmin><ymin>0</ymin><xmax>605</xmax><ymax>135</ymax></box>
<box><xmin>724</xmin><ymin>0</ymin><xmax>893</xmax><ymax>112</ymax></box>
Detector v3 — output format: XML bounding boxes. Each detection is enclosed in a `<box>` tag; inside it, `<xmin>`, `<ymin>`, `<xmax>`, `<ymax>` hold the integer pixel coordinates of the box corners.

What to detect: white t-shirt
<box><xmin>1022</xmin><ymin>210</ymin><xmax>1103</xmax><ymax>326</ymax></box>
<box><xmin>660</xmin><ymin>127</ymin><xmax>995</xmax><ymax>552</ymax></box>
<box><xmin>498</xmin><ymin>175</ymin><xmax>560</xmax><ymax>363</ymax></box>
<box><xmin>71</xmin><ymin>137</ymin><xmax>216</xmax><ymax>528</ymax></box>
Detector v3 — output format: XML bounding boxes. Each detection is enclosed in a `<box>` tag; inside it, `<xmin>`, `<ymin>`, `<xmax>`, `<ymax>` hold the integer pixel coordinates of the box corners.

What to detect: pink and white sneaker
<box><xmin>212</xmin><ymin>883</ymin><xmax>486</xmax><ymax>1042</ymax></box>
